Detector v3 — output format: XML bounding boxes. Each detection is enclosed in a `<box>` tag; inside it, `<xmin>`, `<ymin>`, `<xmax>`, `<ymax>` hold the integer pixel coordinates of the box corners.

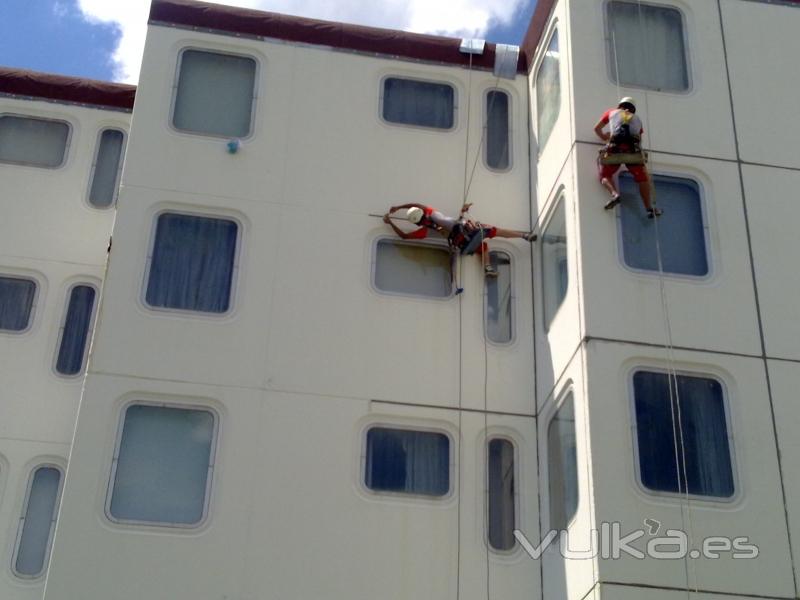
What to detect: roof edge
<box><xmin>520</xmin><ymin>0</ymin><xmax>557</xmax><ymax>74</ymax></box>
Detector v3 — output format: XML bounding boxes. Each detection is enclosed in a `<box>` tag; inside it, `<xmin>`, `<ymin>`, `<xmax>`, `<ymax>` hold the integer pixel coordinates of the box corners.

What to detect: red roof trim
<box><xmin>0</xmin><ymin>68</ymin><xmax>136</xmax><ymax>111</ymax></box>
<box><xmin>520</xmin><ymin>0</ymin><xmax>557</xmax><ymax>74</ymax></box>
<box><xmin>149</xmin><ymin>0</ymin><xmax>528</xmax><ymax>74</ymax></box>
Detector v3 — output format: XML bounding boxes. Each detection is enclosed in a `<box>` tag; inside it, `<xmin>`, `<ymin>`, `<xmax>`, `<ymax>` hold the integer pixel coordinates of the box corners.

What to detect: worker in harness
<box><xmin>594</xmin><ymin>97</ymin><xmax>662</xmax><ymax>218</ymax></box>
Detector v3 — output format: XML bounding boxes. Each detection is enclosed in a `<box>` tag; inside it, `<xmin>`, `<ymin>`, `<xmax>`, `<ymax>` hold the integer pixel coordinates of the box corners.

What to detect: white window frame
<box><xmin>482</xmin><ymin>88</ymin><xmax>513</xmax><ymax>172</ymax></box>
<box><xmin>169</xmin><ymin>46</ymin><xmax>260</xmax><ymax>140</ymax></box>
<box><xmin>0</xmin><ymin>273</ymin><xmax>40</xmax><ymax>336</ymax></box>
<box><xmin>544</xmin><ymin>387</ymin><xmax>580</xmax><ymax>532</ymax></box>
<box><xmin>378</xmin><ymin>75</ymin><xmax>458</xmax><ymax>132</ymax></box>
<box><xmin>540</xmin><ymin>193</ymin><xmax>569</xmax><ymax>331</ymax></box>
<box><xmin>86</xmin><ymin>127</ymin><xmax>126</xmax><ymax>209</ymax></box>
<box><xmin>52</xmin><ymin>281</ymin><xmax>100</xmax><ymax>378</ymax></box>
<box><xmin>0</xmin><ymin>113</ymin><xmax>72</xmax><ymax>170</ymax></box>
<box><xmin>371</xmin><ymin>235</ymin><xmax>455</xmax><ymax>301</ymax></box>
<box><xmin>104</xmin><ymin>400</ymin><xmax>220</xmax><ymax>529</ymax></box>
<box><xmin>485</xmin><ymin>434</ymin><xmax>519</xmax><ymax>553</ymax></box>
<box><xmin>533</xmin><ymin>23</ymin><xmax>561</xmax><ymax>155</ymax></box>
<box><xmin>485</xmin><ymin>249</ymin><xmax>516</xmax><ymax>346</ymax></box>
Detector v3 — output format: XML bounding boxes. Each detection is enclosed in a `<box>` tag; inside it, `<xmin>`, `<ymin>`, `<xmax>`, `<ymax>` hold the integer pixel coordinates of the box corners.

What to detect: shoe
<box><xmin>604</xmin><ymin>194</ymin><xmax>621</xmax><ymax>210</ymax></box>
<box><xmin>523</xmin><ymin>231</ymin><xmax>537</xmax><ymax>242</ymax></box>
<box><xmin>647</xmin><ymin>207</ymin><xmax>663</xmax><ymax>219</ymax></box>
<box><xmin>484</xmin><ymin>265</ymin><xmax>499</xmax><ymax>278</ymax></box>
<box><xmin>455</xmin><ymin>287</ymin><xmax>464</xmax><ymax>295</ymax></box>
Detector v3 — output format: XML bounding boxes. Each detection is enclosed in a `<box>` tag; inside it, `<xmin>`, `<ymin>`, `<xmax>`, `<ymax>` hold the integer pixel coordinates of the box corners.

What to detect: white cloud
<box><xmin>75</xmin><ymin>0</ymin><xmax>524</xmax><ymax>83</ymax></box>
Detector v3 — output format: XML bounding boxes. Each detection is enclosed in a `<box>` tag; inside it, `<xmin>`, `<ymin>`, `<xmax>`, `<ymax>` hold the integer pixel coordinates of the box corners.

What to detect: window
<box><xmin>55</xmin><ymin>285</ymin><xmax>97</xmax><ymax>376</ymax></box>
<box><xmin>485</xmin><ymin>90</ymin><xmax>510</xmax><ymax>170</ymax></box>
<box><xmin>13</xmin><ymin>466</ymin><xmax>62</xmax><ymax>578</ymax></box>
<box><xmin>486</xmin><ymin>251</ymin><xmax>512</xmax><ymax>343</ymax></box>
<box><xmin>108</xmin><ymin>404</ymin><xmax>217</xmax><ymax>526</ymax></box>
<box><xmin>374</xmin><ymin>239</ymin><xmax>452</xmax><ymax>298</ymax></box>
<box><xmin>536</xmin><ymin>29</ymin><xmax>560</xmax><ymax>152</ymax></box>
<box><xmin>607</xmin><ymin>1</ymin><xmax>689</xmax><ymax>92</ymax></box>
<box><xmin>145</xmin><ymin>213</ymin><xmax>238</xmax><ymax>313</ymax></box>
<box><xmin>0</xmin><ymin>115</ymin><xmax>69</xmax><ymax>168</ymax></box>
<box><xmin>365</xmin><ymin>427</ymin><xmax>450</xmax><ymax>497</ymax></box>
<box><xmin>488</xmin><ymin>438</ymin><xmax>516</xmax><ymax>551</ymax></box>
<box><xmin>0</xmin><ymin>276</ymin><xmax>36</xmax><ymax>332</ymax></box>
<box><xmin>173</xmin><ymin>49</ymin><xmax>257</xmax><ymax>137</ymax></box>
<box><xmin>88</xmin><ymin>129</ymin><xmax>125</xmax><ymax>208</ymax></box>
<box><xmin>633</xmin><ymin>370</ymin><xmax>734</xmax><ymax>498</ymax></box>
<box><xmin>548</xmin><ymin>394</ymin><xmax>578</xmax><ymax>530</ymax></box>
<box><xmin>618</xmin><ymin>174</ymin><xmax>708</xmax><ymax>276</ymax></box>
<box><xmin>541</xmin><ymin>198</ymin><xmax>568</xmax><ymax>328</ymax></box>
<box><xmin>382</xmin><ymin>77</ymin><xmax>455</xmax><ymax>130</ymax></box>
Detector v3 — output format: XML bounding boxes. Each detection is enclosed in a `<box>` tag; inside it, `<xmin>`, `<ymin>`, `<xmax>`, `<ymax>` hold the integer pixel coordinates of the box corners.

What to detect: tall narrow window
<box><xmin>145</xmin><ymin>213</ymin><xmax>238</xmax><ymax>313</ymax></box>
<box><xmin>13</xmin><ymin>466</ymin><xmax>62</xmax><ymax>578</ymax></box>
<box><xmin>486</xmin><ymin>251</ymin><xmax>512</xmax><ymax>343</ymax></box>
<box><xmin>618</xmin><ymin>174</ymin><xmax>708</xmax><ymax>276</ymax></box>
<box><xmin>633</xmin><ymin>371</ymin><xmax>734</xmax><ymax>498</ymax></box>
<box><xmin>0</xmin><ymin>276</ymin><xmax>36</xmax><ymax>332</ymax></box>
<box><xmin>56</xmin><ymin>285</ymin><xmax>97</xmax><ymax>376</ymax></box>
<box><xmin>485</xmin><ymin>90</ymin><xmax>510</xmax><ymax>170</ymax></box>
<box><xmin>88</xmin><ymin>129</ymin><xmax>125</xmax><ymax>208</ymax></box>
<box><xmin>0</xmin><ymin>115</ymin><xmax>69</xmax><ymax>168</ymax></box>
<box><xmin>488</xmin><ymin>438</ymin><xmax>516</xmax><ymax>551</ymax></box>
<box><xmin>607</xmin><ymin>1</ymin><xmax>689</xmax><ymax>92</ymax></box>
<box><xmin>108</xmin><ymin>404</ymin><xmax>217</xmax><ymax>525</ymax></box>
<box><xmin>365</xmin><ymin>427</ymin><xmax>450</xmax><ymax>497</ymax></box>
<box><xmin>541</xmin><ymin>198</ymin><xmax>568</xmax><ymax>328</ymax></box>
<box><xmin>173</xmin><ymin>49</ymin><xmax>257</xmax><ymax>138</ymax></box>
<box><xmin>536</xmin><ymin>29</ymin><xmax>560</xmax><ymax>152</ymax></box>
<box><xmin>374</xmin><ymin>240</ymin><xmax>452</xmax><ymax>298</ymax></box>
<box><xmin>382</xmin><ymin>77</ymin><xmax>455</xmax><ymax>130</ymax></box>
<box><xmin>548</xmin><ymin>394</ymin><xmax>578</xmax><ymax>530</ymax></box>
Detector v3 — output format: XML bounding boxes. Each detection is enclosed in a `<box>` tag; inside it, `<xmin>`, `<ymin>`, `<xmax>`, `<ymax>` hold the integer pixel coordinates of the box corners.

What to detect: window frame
<box><xmin>11</xmin><ymin>463</ymin><xmax>64</xmax><ymax>580</ymax></box>
<box><xmin>371</xmin><ymin>235</ymin><xmax>455</xmax><ymax>301</ymax></box>
<box><xmin>378</xmin><ymin>75</ymin><xmax>458</xmax><ymax>133</ymax></box>
<box><xmin>168</xmin><ymin>46</ymin><xmax>260</xmax><ymax>141</ymax></box>
<box><xmin>540</xmin><ymin>193</ymin><xmax>569</xmax><ymax>331</ymax></box>
<box><xmin>486</xmin><ymin>434</ymin><xmax>519</xmax><ymax>554</ymax></box>
<box><xmin>0</xmin><ymin>113</ymin><xmax>72</xmax><ymax>170</ymax></box>
<box><xmin>603</xmin><ymin>0</ymin><xmax>693</xmax><ymax>94</ymax></box>
<box><xmin>482</xmin><ymin>88</ymin><xmax>513</xmax><ymax>172</ymax></box>
<box><xmin>533</xmin><ymin>24</ymin><xmax>561</xmax><ymax>155</ymax></box>
<box><xmin>104</xmin><ymin>400</ymin><xmax>220</xmax><ymax>530</ymax></box>
<box><xmin>545</xmin><ymin>388</ymin><xmax>580</xmax><ymax>532</ymax></box>
<box><xmin>627</xmin><ymin>366</ymin><xmax>739</xmax><ymax>504</ymax></box>
<box><xmin>141</xmin><ymin>208</ymin><xmax>243</xmax><ymax>318</ymax></box>
<box><xmin>52</xmin><ymin>281</ymin><xmax>100</xmax><ymax>378</ymax></box>
<box><xmin>485</xmin><ymin>249</ymin><xmax>515</xmax><ymax>345</ymax></box>
<box><xmin>0</xmin><ymin>273</ymin><xmax>40</xmax><ymax>336</ymax></box>
<box><xmin>86</xmin><ymin>127</ymin><xmax>127</xmax><ymax>209</ymax></box>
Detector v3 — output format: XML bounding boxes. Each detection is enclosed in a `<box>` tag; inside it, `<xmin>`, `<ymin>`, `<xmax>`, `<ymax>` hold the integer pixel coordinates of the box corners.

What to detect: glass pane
<box><xmin>15</xmin><ymin>467</ymin><xmax>61</xmax><ymax>577</ymax></box>
<box><xmin>383</xmin><ymin>78</ymin><xmax>455</xmax><ymax>129</ymax></box>
<box><xmin>0</xmin><ymin>116</ymin><xmax>69</xmax><ymax>167</ymax></box>
<box><xmin>110</xmin><ymin>405</ymin><xmax>215</xmax><ymax>524</ymax></box>
<box><xmin>365</xmin><ymin>428</ymin><xmax>450</xmax><ymax>496</ymax></box>
<box><xmin>374</xmin><ymin>240</ymin><xmax>452</xmax><ymax>298</ymax></box>
<box><xmin>486</xmin><ymin>251</ymin><xmax>512</xmax><ymax>343</ymax></box>
<box><xmin>536</xmin><ymin>30</ymin><xmax>560</xmax><ymax>152</ymax></box>
<box><xmin>56</xmin><ymin>285</ymin><xmax>96</xmax><ymax>375</ymax></box>
<box><xmin>146</xmin><ymin>213</ymin><xmax>238</xmax><ymax>313</ymax></box>
<box><xmin>486</xmin><ymin>91</ymin><xmax>510</xmax><ymax>170</ymax></box>
<box><xmin>89</xmin><ymin>129</ymin><xmax>125</xmax><ymax>208</ymax></box>
<box><xmin>488</xmin><ymin>438</ymin><xmax>515</xmax><ymax>551</ymax></box>
<box><xmin>173</xmin><ymin>50</ymin><xmax>256</xmax><ymax>137</ymax></box>
<box><xmin>634</xmin><ymin>371</ymin><xmax>734</xmax><ymax>498</ymax></box>
<box><xmin>0</xmin><ymin>276</ymin><xmax>36</xmax><ymax>331</ymax></box>
<box><xmin>541</xmin><ymin>199</ymin><xmax>568</xmax><ymax>327</ymax></box>
<box><xmin>548</xmin><ymin>395</ymin><xmax>578</xmax><ymax>530</ymax></box>
<box><xmin>619</xmin><ymin>174</ymin><xmax>708</xmax><ymax>276</ymax></box>
<box><xmin>607</xmin><ymin>1</ymin><xmax>688</xmax><ymax>91</ymax></box>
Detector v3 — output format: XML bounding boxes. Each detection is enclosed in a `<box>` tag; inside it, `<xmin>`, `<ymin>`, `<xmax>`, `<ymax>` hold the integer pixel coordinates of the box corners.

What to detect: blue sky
<box><xmin>0</xmin><ymin>0</ymin><xmax>537</xmax><ymax>83</ymax></box>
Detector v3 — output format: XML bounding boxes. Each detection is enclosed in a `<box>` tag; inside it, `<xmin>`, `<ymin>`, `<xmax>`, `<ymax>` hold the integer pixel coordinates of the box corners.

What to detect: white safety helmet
<box><xmin>406</xmin><ymin>207</ymin><xmax>424</xmax><ymax>224</ymax></box>
<box><xmin>618</xmin><ymin>96</ymin><xmax>637</xmax><ymax>112</ymax></box>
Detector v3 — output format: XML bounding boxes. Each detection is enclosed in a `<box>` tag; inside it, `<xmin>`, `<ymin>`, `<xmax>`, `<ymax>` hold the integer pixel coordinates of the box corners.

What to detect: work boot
<box><xmin>647</xmin><ymin>207</ymin><xmax>663</xmax><ymax>219</ymax></box>
<box><xmin>524</xmin><ymin>231</ymin><xmax>537</xmax><ymax>242</ymax></box>
<box><xmin>484</xmin><ymin>265</ymin><xmax>499</xmax><ymax>278</ymax></box>
<box><xmin>604</xmin><ymin>194</ymin><xmax>621</xmax><ymax>210</ymax></box>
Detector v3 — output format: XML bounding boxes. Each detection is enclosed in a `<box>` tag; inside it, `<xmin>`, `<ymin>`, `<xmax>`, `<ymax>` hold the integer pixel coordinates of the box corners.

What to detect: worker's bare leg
<box><xmin>638</xmin><ymin>180</ymin><xmax>653</xmax><ymax>210</ymax></box>
<box><xmin>493</xmin><ymin>227</ymin><xmax>528</xmax><ymax>239</ymax></box>
<box><xmin>601</xmin><ymin>177</ymin><xmax>619</xmax><ymax>199</ymax></box>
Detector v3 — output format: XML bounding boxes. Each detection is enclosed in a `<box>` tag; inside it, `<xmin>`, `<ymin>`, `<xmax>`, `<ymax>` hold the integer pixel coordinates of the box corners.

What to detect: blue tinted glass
<box><xmin>0</xmin><ymin>276</ymin><xmax>36</xmax><ymax>331</ymax></box>
<box><xmin>619</xmin><ymin>174</ymin><xmax>708</xmax><ymax>276</ymax></box>
<box><xmin>365</xmin><ymin>428</ymin><xmax>449</xmax><ymax>496</ymax></box>
<box><xmin>56</xmin><ymin>285</ymin><xmax>96</xmax><ymax>375</ymax></box>
<box><xmin>15</xmin><ymin>467</ymin><xmax>61</xmax><ymax>577</ymax></box>
<box><xmin>383</xmin><ymin>78</ymin><xmax>454</xmax><ymax>129</ymax></box>
<box><xmin>634</xmin><ymin>371</ymin><xmax>734</xmax><ymax>498</ymax></box>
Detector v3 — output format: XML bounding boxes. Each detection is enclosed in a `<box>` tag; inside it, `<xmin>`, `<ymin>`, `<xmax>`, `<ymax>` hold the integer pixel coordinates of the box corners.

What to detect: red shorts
<box><xmin>599</xmin><ymin>162</ymin><xmax>648</xmax><ymax>183</ymax></box>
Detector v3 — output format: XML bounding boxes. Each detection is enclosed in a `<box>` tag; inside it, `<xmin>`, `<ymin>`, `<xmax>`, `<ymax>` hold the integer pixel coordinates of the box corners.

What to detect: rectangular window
<box><xmin>88</xmin><ymin>129</ymin><xmax>125</xmax><ymax>208</ymax></box>
<box><xmin>0</xmin><ymin>115</ymin><xmax>69</xmax><ymax>168</ymax></box>
<box><xmin>14</xmin><ymin>466</ymin><xmax>62</xmax><ymax>578</ymax></box>
<box><xmin>145</xmin><ymin>213</ymin><xmax>238</xmax><ymax>313</ymax></box>
<box><xmin>607</xmin><ymin>1</ymin><xmax>689</xmax><ymax>92</ymax></box>
<box><xmin>633</xmin><ymin>371</ymin><xmax>734</xmax><ymax>498</ymax></box>
<box><xmin>541</xmin><ymin>198</ymin><xmax>568</xmax><ymax>328</ymax></box>
<box><xmin>488</xmin><ymin>438</ymin><xmax>516</xmax><ymax>551</ymax></box>
<box><xmin>382</xmin><ymin>77</ymin><xmax>455</xmax><ymax>130</ymax></box>
<box><xmin>619</xmin><ymin>174</ymin><xmax>708</xmax><ymax>276</ymax></box>
<box><xmin>0</xmin><ymin>276</ymin><xmax>36</xmax><ymax>332</ymax></box>
<box><xmin>485</xmin><ymin>90</ymin><xmax>510</xmax><ymax>170</ymax></box>
<box><xmin>365</xmin><ymin>427</ymin><xmax>450</xmax><ymax>497</ymax></box>
<box><xmin>374</xmin><ymin>239</ymin><xmax>452</xmax><ymax>298</ymax></box>
<box><xmin>56</xmin><ymin>285</ymin><xmax>97</xmax><ymax>376</ymax></box>
<box><xmin>486</xmin><ymin>251</ymin><xmax>512</xmax><ymax>343</ymax></box>
<box><xmin>548</xmin><ymin>394</ymin><xmax>578</xmax><ymax>530</ymax></box>
<box><xmin>108</xmin><ymin>404</ymin><xmax>216</xmax><ymax>525</ymax></box>
<box><xmin>536</xmin><ymin>29</ymin><xmax>560</xmax><ymax>152</ymax></box>
<box><xmin>173</xmin><ymin>49</ymin><xmax>257</xmax><ymax>138</ymax></box>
